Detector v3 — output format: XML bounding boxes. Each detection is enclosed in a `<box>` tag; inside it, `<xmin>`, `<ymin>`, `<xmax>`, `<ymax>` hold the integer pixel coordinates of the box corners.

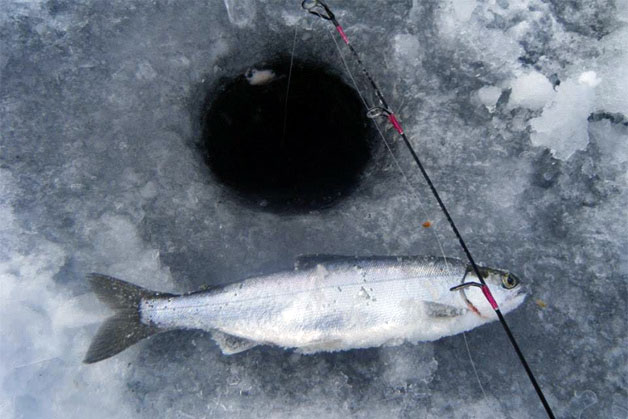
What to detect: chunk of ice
<box><xmin>477</xmin><ymin>86</ymin><xmax>502</xmax><ymax>112</ymax></box>
<box><xmin>530</xmin><ymin>72</ymin><xmax>600</xmax><ymax>160</ymax></box>
<box><xmin>508</xmin><ymin>71</ymin><xmax>555</xmax><ymax>111</ymax></box>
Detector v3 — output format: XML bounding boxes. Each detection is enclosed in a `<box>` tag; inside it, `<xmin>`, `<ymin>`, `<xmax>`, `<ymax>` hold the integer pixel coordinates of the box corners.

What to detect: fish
<box><xmin>83</xmin><ymin>255</ymin><xmax>526</xmax><ymax>363</ymax></box>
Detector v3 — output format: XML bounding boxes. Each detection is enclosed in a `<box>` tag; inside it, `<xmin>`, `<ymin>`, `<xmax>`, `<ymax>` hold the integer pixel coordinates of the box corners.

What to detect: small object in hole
<box><xmin>245</xmin><ymin>68</ymin><xmax>277</xmax><ymax>86</ymax></box>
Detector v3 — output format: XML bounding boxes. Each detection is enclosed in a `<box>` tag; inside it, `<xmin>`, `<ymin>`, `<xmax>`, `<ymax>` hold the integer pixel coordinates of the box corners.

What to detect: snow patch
<box><xmin>0</xmin><ymin>170</ymin><xmax>135</xmax><ymax>419</ymax></box>
<box><xmin>578</xmin><ymin>71</ymin><xmax>601</xmax><ymax>88</ymax></box>
<box><xmin>530</xmin><ymin>72</ymin><xmax>601</xmax><ymax>160</ymax></box>
<box><xmin>508</xmin><ymin>71</ymin><xmax>555</xmax><ymax>111</ymax></box>
<box><xmin>438</xmin><ymin>1</ymin><xmax>524</xmax><ymax>75</ymax></box>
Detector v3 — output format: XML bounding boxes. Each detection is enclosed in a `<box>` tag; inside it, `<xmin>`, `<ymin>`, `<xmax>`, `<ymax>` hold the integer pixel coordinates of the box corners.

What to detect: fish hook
<box><xmin>450</xmin><ymin>282</ymin><xmax>483</xmax><ymax>292</ymax></box>
<box><xmin>449</xmin><ymin>266</ymin><xmax>484</xmax><ymax>292</ymax></box>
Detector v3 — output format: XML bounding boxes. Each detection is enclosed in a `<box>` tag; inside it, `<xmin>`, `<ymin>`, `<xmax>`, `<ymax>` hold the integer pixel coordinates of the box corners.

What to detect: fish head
<box><xmin>459</xmin><ymin>266</ymin><xmax>527</xmax><ymax>318</ymax></box>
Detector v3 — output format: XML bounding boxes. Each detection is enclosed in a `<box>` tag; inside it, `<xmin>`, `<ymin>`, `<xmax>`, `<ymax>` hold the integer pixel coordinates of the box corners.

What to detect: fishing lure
<box><xmin>301</xmin><ymin>1</ymin><xmax>555</xmax><ymax>417</ymax></box>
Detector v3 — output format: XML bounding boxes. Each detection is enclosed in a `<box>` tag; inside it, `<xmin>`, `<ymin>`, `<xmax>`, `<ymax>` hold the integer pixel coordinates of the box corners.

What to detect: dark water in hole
<box><xmin>201</xmin><ymin>58</ymin><xmax>372</xmax><ymax>212</ymax></box>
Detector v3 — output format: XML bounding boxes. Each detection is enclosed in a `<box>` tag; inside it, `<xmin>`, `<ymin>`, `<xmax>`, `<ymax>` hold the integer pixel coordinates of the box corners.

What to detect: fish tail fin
<box><xmin>83</xmin><ymin>273</ymin><xmax>174</xmax><ymax>364</ymax></box>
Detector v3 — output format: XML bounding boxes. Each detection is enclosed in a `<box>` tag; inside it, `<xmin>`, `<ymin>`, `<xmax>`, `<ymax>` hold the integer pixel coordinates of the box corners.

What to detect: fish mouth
<box><xmin>509</xmin><ymin>287</ymin><xmax>527</xmax><ymax>309</ymax></box>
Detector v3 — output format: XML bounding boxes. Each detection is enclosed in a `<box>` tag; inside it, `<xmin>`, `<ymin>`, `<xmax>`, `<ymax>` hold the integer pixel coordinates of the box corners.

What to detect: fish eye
<box><xmin>501</xmin><ymin>273</ymin><xmax>519</xmax><ymax>289</ymax></box>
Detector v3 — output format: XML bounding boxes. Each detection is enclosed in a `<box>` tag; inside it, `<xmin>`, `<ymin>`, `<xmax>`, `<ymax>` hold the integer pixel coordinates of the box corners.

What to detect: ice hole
<box><xmin>201</xmin><ymin>58</ymin><xmax>373</xmax><ymax>212</ymax></box>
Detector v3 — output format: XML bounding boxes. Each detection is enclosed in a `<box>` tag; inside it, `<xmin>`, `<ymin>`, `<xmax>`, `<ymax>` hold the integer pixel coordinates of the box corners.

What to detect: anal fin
<box><xmin>295</xmin><ymin>338</ymin><xmax>344</xmax><ymax>354</ymax></box>
<box><xmin>211</xmin><ymin>330</ymin><xmax>258</xmax><ymax>355</ymax></box>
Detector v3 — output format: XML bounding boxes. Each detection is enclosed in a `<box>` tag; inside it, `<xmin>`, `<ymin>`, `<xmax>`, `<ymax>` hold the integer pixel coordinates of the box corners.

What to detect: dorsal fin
<box><xmin>294</xmin><ymin>254</ymin><xmax>356</xmax><ymax>270</ymax></box>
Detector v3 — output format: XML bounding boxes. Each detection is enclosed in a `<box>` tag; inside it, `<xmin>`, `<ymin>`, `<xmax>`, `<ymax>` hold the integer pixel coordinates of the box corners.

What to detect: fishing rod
<box><xmin>301</xmin><ymin>1</ymin><xmax>555</xmax><ymax>417</ymax></box>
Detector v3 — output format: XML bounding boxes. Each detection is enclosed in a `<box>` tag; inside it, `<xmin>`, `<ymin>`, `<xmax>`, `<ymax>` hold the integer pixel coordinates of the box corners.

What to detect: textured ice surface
<box><xmin>1</xmin><ymin>0</ymin><xmax>627</xmax><ymax>418</ymax></box>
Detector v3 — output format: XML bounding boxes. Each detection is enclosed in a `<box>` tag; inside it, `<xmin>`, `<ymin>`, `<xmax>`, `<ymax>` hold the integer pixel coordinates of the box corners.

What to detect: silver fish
<box><xmin>83</xmin><ymin>255</ymin><xmax>525</xmax><ymax>363</ymax></box>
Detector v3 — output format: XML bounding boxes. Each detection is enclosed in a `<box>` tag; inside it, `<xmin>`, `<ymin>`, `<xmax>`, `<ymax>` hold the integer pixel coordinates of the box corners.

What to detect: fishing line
<box><xmin>327</xmin><ymin>14</ymin><xmax>492</xmax><ymax>412</ymax></box>
<box><xmin>325</xmin><ymin>25</ymin><xmax>452</xmax><ymax>270</ymax></box>
<box><xmin>282</xmin><ymin>25</ymin><xmax>299</xmax><ymax>145</ymax></box>
<box><xmin>302</xmin><ymin>1</ymin><xmax>555</xmax><ymax>418</ymax></box>
<box><xmin>462</xmin><ymin>332</ymin><xmax>490</xmax><ymax>404</ymax></box>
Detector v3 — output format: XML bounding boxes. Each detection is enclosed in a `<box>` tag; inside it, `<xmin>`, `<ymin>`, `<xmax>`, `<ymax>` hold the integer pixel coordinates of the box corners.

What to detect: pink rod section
<box><xmin>481</xmin><ymin>285</ymin><xmax>500</xmax><ymax>310</ymax></box>
<box><xmin>388</xmin><ymin>114</ymin><xmax>404</xmax><ymax>134</ymax></box>
<box><xmin>336</xmin><ymin>25</ymin><xmax>349</xmax><ymax>44</ymax></box>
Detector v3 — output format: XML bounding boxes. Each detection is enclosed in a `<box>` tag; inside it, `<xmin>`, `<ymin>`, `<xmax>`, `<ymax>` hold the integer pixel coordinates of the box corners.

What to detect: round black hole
<box><xmin>201</xmin><ymin>58</ymin><xmax>372</xmax><ymax>212</ymax></box>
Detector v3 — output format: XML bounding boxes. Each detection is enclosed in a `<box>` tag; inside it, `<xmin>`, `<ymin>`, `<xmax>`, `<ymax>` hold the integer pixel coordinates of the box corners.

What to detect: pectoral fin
<box><xmin>211</xmin><ymin>330</ymin><xmax>258</xmax><ymax>355</ymax></box>
<box><xmin>423</xmin><ymin>301</ymin><xmax>466</xmax><ymax>318</ymax></box>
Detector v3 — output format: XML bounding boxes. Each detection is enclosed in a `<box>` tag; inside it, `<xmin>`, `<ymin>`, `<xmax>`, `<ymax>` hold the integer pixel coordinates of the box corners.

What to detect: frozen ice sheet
<box><xmin>1</xmin><ymin>0</ymin><xmax>626</xmax><ymax>418</ymax></box>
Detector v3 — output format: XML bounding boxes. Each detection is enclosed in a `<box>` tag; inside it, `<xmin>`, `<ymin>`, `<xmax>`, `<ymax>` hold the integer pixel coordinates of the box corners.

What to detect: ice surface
<box><xmin>223</xmin><ymin>0</ymin><xmax>257</xmax><ymax>29</ymax></box>
<box><xmin>1</xmin><ymin>0</ymin><xmax>627</xmax><ymax>418</ymax></box>
<box><xmin>595</xmin><ymin>26</ymin><xmax>628</xmax><ymax>115</ymax></box>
